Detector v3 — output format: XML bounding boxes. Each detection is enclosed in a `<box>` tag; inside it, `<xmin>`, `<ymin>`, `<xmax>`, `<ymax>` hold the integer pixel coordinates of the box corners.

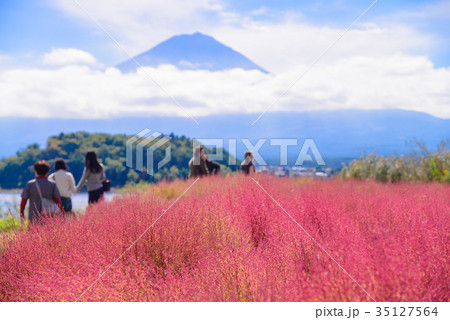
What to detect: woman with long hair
<box><xmin>76</xmin><ymin>151</ymin><xmax>107</xmax><ymax>204</ymax></box>
<box><xmin>240</xmin><ymin>151</ymin><xmax>255</xmax><ymax>175</ymax></box>
<box><xmin>188</xmin><ymin>145</ymin><xmax>209</xmax><ymax>178</ymax></box>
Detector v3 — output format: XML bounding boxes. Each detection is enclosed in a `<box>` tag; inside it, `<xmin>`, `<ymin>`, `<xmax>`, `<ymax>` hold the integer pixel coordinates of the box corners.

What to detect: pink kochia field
<box><xmin>0</xmin><ymin>175</ymin><xmax>449</xmax><ymax>301</ymax></box>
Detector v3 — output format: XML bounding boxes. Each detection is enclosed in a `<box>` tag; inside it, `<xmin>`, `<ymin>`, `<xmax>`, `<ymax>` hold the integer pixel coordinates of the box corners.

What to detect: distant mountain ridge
<box><xmin>116</xmin><ymin>32</ymin><xmax>268</xmax><ymax>73</ymax></box>
<box><xmin>0</xmin><ymin>110</ymin><xmax>448</xmax><ymax>162</ymax></box>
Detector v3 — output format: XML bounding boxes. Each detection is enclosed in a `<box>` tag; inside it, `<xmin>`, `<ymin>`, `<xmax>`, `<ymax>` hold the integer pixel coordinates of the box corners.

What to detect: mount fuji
<box><xmin>116</xmin><ymin>32</ymin><xmax>268</xmax><ymax>73</ymax></box>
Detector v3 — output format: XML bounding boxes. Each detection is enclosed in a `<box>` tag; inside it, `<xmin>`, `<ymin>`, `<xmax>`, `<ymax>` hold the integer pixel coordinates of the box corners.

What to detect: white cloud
<box><xmin>42</xmin><ymin>48</ymin><xmax>99</xmax><ymax>66</ymax></box>
<box><xmin>48</xmin><ymin>0</ymin><xmax>437</xmax><ymax>74</ymax></box>
<box><xmin>0</xmin><ymin>53</ymin><xmax>11</xmax><ymax>70</ymax></box>
<box><xmin>395</xmin><ymin>0</ymin><xmax>450</xmax><ymax>20</ymax></box>
<box><xmin>50</xmin><ymin>0</ymin><xmax>225</xmax><ymax>58</ymax></box>
<box><xmin>212</xmin><ymin>21</ymin><xmax>434</xmax><ymax>73</ymax></box>
<box><xmin>251</xmin><ymin>7</ymin><xmax>269</xmax><ymax>16</ymax></box>
<box><xmin>2</xmin><ymin>2</ymin><xmax>447</xmax><ymax>120</ymax></box>
<box><xmin>0</xmin><ymin>54</ymin><xmax>449</xmax><ymax>120</ymax></box>
<box><xmin>53</xmin><ymin>0</ymin><xmax>223</xmax><ymax>21</ymax></box>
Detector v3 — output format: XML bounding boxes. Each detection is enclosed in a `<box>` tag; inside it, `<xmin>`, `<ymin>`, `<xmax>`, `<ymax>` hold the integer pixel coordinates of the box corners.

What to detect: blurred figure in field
<box><xmin>241</xmin><ymin>151</ymin><xmax>255</xmax><ymax>175</ymax></box>
<box><xmin>189</xmin><ymin>145</ymin><xmax>208</xmax><ymax>178</ymax></box>
<box><xmin>76</xmin><ymin>151</ymin><xmax>107</xmax><ymax>204</ymax></box>
<box><xmin>20</xmin><ymin>160</ymin><xmax>61</xmax><ymax>224</ymax></box>
<box><xmin>205</xmin><ymin>157</ymin><xmax>220</xmax><ymax>175</ymax></box>
<box><xmin>206</xmin><ymin>160</ymin><xmax>220</xmax><ymax>175</ymax></box>
<box><xmin>49</xmin><ymin>159</ymin><xmax>76</xmax><ymax>215</ymax></box>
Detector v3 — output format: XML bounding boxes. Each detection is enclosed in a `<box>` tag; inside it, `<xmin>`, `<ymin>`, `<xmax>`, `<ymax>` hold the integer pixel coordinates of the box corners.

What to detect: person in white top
<box><xmin>49</xmin><ymin>159</ymin><xmax>76</xmax><ymax>214</ymax></box>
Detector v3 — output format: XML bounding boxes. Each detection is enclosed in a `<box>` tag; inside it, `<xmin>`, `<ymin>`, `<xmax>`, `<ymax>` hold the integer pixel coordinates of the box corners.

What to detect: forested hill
<box><xmin>0</xmin><ymin>132</ymin><xmax>236</xmax><ymax>189</ymax></box>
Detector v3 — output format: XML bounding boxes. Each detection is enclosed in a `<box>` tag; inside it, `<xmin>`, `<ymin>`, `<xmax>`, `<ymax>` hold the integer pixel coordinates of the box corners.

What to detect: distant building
<box><xmin>315</xmin><ymin>171</ymin><xmax>328</xmax><ymax>178</ymax></box>
<box><xmin>255</xmin><ymin>165</ymin><xmax>330</xmax><ymax>179</ymax></box>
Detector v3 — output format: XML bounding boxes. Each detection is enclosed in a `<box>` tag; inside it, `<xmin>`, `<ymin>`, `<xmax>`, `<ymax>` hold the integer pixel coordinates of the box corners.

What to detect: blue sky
<box><xmin>0</xmin><ymin>1</ymin><xmax>111</xmax><ymax>65</ymax></box>
<box><xmin>0</xmin><ymin>0</ymin><xmax>449</xmax><ymax>120</ymax></box>
<box><xmin>1</xmin><ymin>0</ymin><xmax>449</xmax><ymax>68</ymax></box>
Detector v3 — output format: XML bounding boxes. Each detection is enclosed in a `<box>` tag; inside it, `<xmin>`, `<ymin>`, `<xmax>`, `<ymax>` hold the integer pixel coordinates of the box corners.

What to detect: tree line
<box><xmin>0</xmin><ymin>132</ymin><xmax>237</xmax><ymax>189</ymax></box>
<box><xmin>341</xmin><ymin>140</ymin><xmax>450</xmax><ymax>183</ymax></box>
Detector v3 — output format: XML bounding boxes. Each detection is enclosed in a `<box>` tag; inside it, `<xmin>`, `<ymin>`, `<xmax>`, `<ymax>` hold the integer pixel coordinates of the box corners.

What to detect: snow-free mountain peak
<box><xmin>116</xmin><ymin>32</ymin><xmax>268</xmax><ymax>73</ymax></box>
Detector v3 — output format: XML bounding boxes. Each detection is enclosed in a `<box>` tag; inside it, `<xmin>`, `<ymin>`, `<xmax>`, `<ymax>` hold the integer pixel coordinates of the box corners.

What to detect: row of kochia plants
<box><xmin>0</xmin><ymin>175</ymin><xmax>448</xmax><ymax>301</ymax></box>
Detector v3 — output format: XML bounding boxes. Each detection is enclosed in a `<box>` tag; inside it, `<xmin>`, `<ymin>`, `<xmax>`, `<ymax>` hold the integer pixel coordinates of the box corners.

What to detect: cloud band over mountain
<box><xmin>0</xmin><ymin>50</ymin><xmax>449</xmax><ymax>119</ymax></box>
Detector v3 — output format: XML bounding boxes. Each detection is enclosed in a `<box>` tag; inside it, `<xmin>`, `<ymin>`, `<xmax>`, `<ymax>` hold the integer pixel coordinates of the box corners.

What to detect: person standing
<box><xmin>206</xmin><ymin>158</ymin><xmax>221</xmax><ymax>175</ymax></box>
<box><xmin>188</xmin><ymin>145</ymin><xmax>209</xmax><ymax>178</ymax></box>
<box><xmin>240</xmin><ymin>151</ymin><xmax>255</xmax><ymax>175</ymax></box>
<box><xmin>49</xmin><ymin>159</ymin><xmax>76</xmax><ymax>215</ymax></box>
<box><xmin>76</xmin><ymin>151</ymin><xmax>107</xmax><ymax>204</ymax></box>
<box><xmin>20</xmin><ymin>160</ymin><xmax>61</xmax><ymax>224</ymax></box>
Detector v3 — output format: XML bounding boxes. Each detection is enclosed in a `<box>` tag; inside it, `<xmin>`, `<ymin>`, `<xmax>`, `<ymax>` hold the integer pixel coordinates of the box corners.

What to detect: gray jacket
<box><xmin>76</xmin><ymin>164</ymin><xmax>106</xmax><ymax>192</ymax></box>
<box><xmin>21</xmin><ymin>178</ymin><xmax>60</xmax><ymax>222</ymax></box>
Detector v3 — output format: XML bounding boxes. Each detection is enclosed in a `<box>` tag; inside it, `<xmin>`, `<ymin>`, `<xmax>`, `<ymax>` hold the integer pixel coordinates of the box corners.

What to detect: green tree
<box><xmin>0</xmin><ymin>132</ymin><xmax>236</xmax><ymax>189</ymax></box>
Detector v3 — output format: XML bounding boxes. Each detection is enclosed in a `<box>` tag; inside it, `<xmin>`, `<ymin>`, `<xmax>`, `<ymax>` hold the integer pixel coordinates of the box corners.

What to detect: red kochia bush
<box><xmin>0</xmin><ymin>175</ymin><xmax>448</xmax><ymax>301</ymax></box>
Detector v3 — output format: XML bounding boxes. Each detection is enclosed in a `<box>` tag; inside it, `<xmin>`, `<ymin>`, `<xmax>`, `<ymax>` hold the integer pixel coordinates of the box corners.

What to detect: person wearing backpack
<box><xmin>20</xmin><ymin>160</ymin><xmax>61</xmax><ymax>224</ymax></box>
<box><xmin>76</xmin><ymin>151</ymin><xmax>107</xmax><ymax>204</ymax></box>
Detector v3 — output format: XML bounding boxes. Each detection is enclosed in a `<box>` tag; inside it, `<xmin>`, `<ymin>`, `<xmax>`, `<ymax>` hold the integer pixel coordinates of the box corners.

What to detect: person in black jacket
<box><xmin>206</xmin><ymin>158</ymin><xmax>220</xmax><ymax>175</ymax></box>
<box><xmin>240</xmin><ymin>151</ymin><xmax>255</xmax><ymax>175</ymax></box>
